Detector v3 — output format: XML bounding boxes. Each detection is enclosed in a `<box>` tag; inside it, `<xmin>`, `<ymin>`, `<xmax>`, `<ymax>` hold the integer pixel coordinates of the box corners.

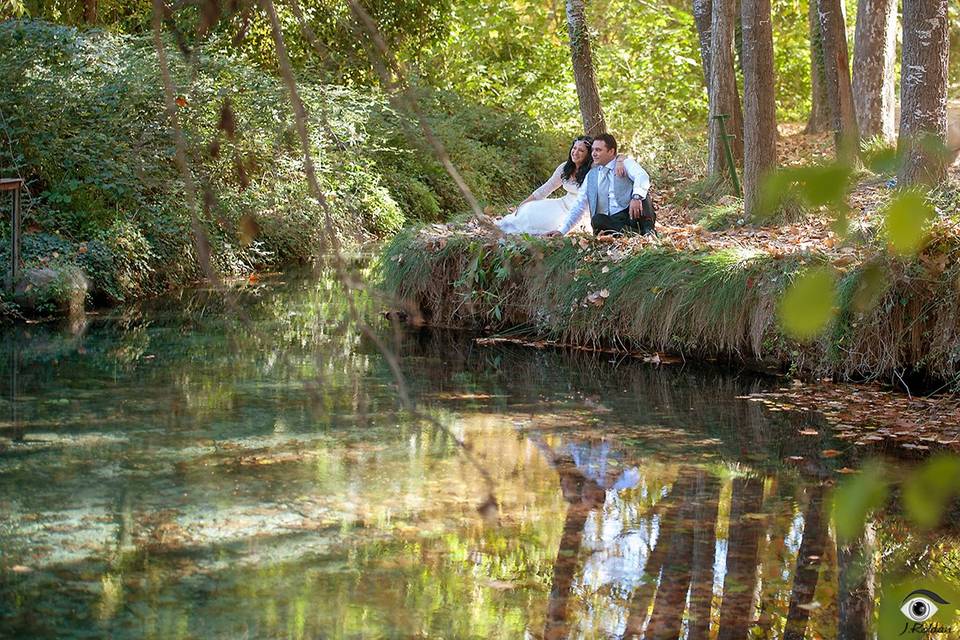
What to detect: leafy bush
<box><xmin>0</xmin><ymin>20</ymin><xmax>558</xmax><ymax>314</ymax></box>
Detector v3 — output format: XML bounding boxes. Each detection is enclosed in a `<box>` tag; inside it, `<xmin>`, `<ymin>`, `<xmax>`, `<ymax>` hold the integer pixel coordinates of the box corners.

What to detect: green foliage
<box><xmin>832</xmin><ymin>462</ymin><xmax>888</xmax><ymax>543</ymax></box>
<box><xmin>0</xmin><ymin>20</ymin><xmax>556</xmax><ymax>310</ymax></box>
<box><xmin>693</xmin><ymin>199</ymin><xmax>744</xmax><ymax>231</ymax></box>
<box><xmin>778</xmin><ymin>266</ymin><xmax>837</xmax><ymax>341</ymax></box>
<box><xmin>883</xmin><ymin>190</ymin><xmax>935</xmax><ymax>257</ymax></box>
<box><xmin>903</xmin><ymin>455</ymin><xmax>960</xmax><ymax>529</ymax></box>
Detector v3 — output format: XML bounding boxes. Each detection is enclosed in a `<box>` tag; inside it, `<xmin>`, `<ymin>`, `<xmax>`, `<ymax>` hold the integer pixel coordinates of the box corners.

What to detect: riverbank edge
<box><xmin>378</xmin><ymin>225</ymin><xmax>960</xmax><ymax>387</ymax></box>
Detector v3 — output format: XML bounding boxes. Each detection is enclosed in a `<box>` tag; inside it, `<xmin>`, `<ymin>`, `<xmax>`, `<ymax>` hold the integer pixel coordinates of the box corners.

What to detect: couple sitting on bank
<box><xmin>496</xmin><ymin>133</ymin><xmax>655</xmax><ymax>237</ymax></box>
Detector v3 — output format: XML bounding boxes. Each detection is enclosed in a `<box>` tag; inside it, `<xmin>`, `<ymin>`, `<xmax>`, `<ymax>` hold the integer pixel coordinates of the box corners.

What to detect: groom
<box><xmin>548</xmin><ymin>133</ymin><xmax>654</xmax><ymax>237</ymax></box>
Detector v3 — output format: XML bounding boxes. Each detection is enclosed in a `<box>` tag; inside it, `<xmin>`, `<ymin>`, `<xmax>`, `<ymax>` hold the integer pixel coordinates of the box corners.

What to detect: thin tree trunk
<box><xmin>687</xmin><ymin>472</ymin><xmax>721</xmax><ymax>640</ymax></box>
<box><xmin>838</xmin><ymin>520</ymin><xmax>877</xmax><ymax>639</ymax></box>
<box><xmin>623</xmin><ymin>470</ymin><xmax>698</xmax><ymax>638</ymax></box>
<box><xmin>84</xmin><ymin>0</ymin><xmax>98</xmax><ymax>23</ymax></box>
<box><xmin>783</xmin><ymin>484</ymin><xmax>829</xmax><ymax>640</ymax></box>
<box><xmin>543</xmin><ymin>455</ymin><xmax>606</xmax><ymax>640</ymax></box>
<box><xmin>818</xmin><ymin>0</ymin><xmax>859</xmax><ymax>160</ymax></box>
<box><xmin>708</xmin><ymin>0</ymin><xmax>744</xmax><ymax>176</ymax></box>
<box><xmin>741</xmin><ymin>0</ymin><xmax>777</xmax><ymax>217</ymax></box>
<box><xmin>852</xmin><ymin>0</ymin><xmax>898</xmax><ymax>141</ymax></box>
<box><xmin>693</xmin><ymin>0</ymin><xmax>713</xmax><ymax>90</ymax></box>
<box><xmin>806</xmin><ymin>0</ymin><xmax>831</xmax><ymax>133</ymax></box>
<box><xmin>565</xmin><ymin>0</ymin><xmax>607</xmax><ymax>136</ymax></box>
<box><xmin>647</xmin><ymin>483</ymin><xmax>697</xmax><ymax>639</ymax></box>
<box><xmin>716</xmin><ymin>477</ymin><xmax>764</xmax><ymax>640</ymax></box>
<box><xmin>898</xmin><ymin>0</ymin><xmax>950</xmax><ymax>186</ymax></box>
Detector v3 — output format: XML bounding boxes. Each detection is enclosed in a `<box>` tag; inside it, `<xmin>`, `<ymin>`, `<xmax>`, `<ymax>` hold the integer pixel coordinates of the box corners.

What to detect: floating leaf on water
<box><xmin>821</xmin><ymin>449</ymin><xmax>842</xmax><ymax>458</ymax></box>
<box><xmin>798</xmin><ymin>429</ymin><xmax>819</xmax><ymax>436</ymax></box>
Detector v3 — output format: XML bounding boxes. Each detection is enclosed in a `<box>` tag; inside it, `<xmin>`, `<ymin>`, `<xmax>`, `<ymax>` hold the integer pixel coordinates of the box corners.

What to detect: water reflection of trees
<box><xmin>4</xmin><ymin>282</ymin><xmax>960</xmax><ymax>639</ymax></box>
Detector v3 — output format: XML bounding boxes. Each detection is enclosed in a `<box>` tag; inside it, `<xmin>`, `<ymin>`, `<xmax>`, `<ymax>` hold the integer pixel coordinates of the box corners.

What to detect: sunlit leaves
<box><xmin>903</xmin><ymin>455</ymin><xmax>960</xmax><ymax>529</ymax></box>
<box><xmin>883</xmin><ymin>191</ymin><xmax>935</xmax><ymax>256</ymax></box>
<box><xmin>832</xmin><ymin>463</ymin><xmax>888</xmax><ymax>544</ymax></box>
<box><xmin>778</xmin><ymin>267</ymin><xmax>837</xmax><ymax>340</ymax></box>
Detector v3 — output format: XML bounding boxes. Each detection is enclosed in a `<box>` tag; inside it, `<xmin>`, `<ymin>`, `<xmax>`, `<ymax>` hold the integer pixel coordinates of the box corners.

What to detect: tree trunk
<box><xmin>852</xmin><ymin>0</ymin><xmax>897</xmax><ymax>141</ymax></box>
<box><xmin>716</xmin><ymin>477</ymin><xmax>765</xmax><ymax>640</ymax></box>
<box><xmin>543</xmin><ymin>455</ymin><xmax>606</xmax><ymax>640</ymax></box>
<box><xmin>708</xmin><ymin>0</ymin><xmax>744</xmax><ymax>176</ymax></box>
<box><xmin>898</xmin><ymin>0</ymin><xmax>950</xmax><ymax>186</ymax></box>
<box><xmin>806</xmin><ymin>0</ymin><xmax>831</xmax><ymax>133</ymax></box>
<box><xmin>783</xmin><ymin>484</ymin><xmax>829</xmax><ymax>640</ymax></box>
<box><xmin>818</xmin><ymin>0</ymin><xmax>859</xmax><ymax>160</ymax></box>
<box><xmin>565</xmin><ymin>0</ymin><xmax>607</xmax><ymax>136</ymax></box>
<box><xmin>838</xmin><ymin>521</ymin><xmax>876</xmax><ymax>639</ymax></box>
<box><xmin>623</xmin><ymin>470</ymin><xmax>698</xmax><ymax>638</ymax></box>
<box><xmin>687</xmin><ymin>472</ymin><xmax>720</xmax><ymax>640</ymax></box>
<box><xmin>693</xmin><ymin>0</ymin><xmax>713</xmax><ymax>90</ymax></box>
<box><xmin>83</xmin><ymin>0</ymin><xmax>98</xmax><ymax>23</ymax></box>
<box><xmin>741</xmin><ymin>0</ymin><xmax>777</xmax><ymax>217</ymax></box>
<box><xmin>647</xmin><ymin>480</ymin><xmax>697</xmax><ymax>639</ymax></box>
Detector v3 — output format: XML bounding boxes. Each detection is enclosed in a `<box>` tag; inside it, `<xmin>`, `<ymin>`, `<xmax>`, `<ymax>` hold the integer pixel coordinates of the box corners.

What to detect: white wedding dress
<box><xmin>496</xmin><ymin>163</ymin><xmax>590</xmax><ymax>235</ymax></box>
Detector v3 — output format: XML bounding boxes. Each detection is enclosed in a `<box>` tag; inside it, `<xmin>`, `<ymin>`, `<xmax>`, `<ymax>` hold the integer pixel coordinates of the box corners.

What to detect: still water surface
<box><xmin>0</xmin><ymin>269</ymin><xmax>956</xmax><ymax>639</ymax></box>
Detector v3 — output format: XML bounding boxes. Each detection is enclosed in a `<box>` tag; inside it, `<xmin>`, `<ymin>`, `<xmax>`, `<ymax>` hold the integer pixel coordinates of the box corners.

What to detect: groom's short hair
<box><xmin>594</xmin><ymin>133</ymin><xmax>617</xmax><ymax>152</ymax></box>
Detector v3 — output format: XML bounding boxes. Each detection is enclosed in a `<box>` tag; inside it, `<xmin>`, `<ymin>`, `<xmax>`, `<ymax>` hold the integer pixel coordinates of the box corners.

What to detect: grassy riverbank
<box><xmin>378</xmin><ymin>205</ymin><xmax>960</xmax><ymax>386</ymax></box>
<box><xmin>0</xmin><ymin>20</ymin><xmax>560</xmax><ymax>319</ymax></box>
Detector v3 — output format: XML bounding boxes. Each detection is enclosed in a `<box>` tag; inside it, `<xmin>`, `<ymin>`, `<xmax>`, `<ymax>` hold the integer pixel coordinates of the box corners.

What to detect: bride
<box><xmin>496</xmin><ymin>135</ymin><xmax>625</xmax><ymax>235</ymax></box>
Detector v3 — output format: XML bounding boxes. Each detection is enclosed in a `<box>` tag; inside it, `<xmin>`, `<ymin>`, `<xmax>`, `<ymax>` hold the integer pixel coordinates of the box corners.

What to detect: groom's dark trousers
<box><xmin>591</xmin><ymin>206</ymin><xmax>655</xmax><ymax>236</ymax></box>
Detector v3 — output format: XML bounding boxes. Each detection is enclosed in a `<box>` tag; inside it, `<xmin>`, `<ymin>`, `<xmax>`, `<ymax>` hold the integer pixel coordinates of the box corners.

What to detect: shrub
<box><xmin>0</xmin><ymin>20</ymin><xmax>559</xmax><ymax>314</ymax></box>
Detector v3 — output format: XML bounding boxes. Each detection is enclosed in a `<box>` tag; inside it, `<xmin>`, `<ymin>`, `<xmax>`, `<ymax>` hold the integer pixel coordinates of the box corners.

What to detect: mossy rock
<box><xmin>14</xmin><ymin>264</ymin><xmax>89</xmax><ymax>317</ymax></box>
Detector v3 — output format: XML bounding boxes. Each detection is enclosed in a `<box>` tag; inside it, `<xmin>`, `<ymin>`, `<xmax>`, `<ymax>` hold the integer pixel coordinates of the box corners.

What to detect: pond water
<box><xmin>0</xmin><ymin>267</ymin><xmax>957</xmax><ymax>639</ymax></box>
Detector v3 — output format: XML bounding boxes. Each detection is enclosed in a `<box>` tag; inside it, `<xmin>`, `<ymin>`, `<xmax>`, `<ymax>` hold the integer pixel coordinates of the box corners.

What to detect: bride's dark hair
<box><xmin>561</xmin><ymin>136</ymin><xmax>593</xmax><ymax>186</ymax></box>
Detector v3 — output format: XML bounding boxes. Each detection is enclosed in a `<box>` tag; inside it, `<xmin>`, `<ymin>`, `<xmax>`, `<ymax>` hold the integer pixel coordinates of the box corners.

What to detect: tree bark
<box><xmin>84</xmin><ymin>0</ymin><xmax>98</xmax><ymax>24</ymax></box>
<box><xmin>898</xmin><ymin>0</ymin><xmax>950</xmax><ymax>186</ymax></box>
<box><xmin>806</xmin><ymin>0</ymin><xmax>831</xmax><ymax>133</ymax></box>
<box><xmin>565</xmin><ymin>0</ymin><xmax>607</xmax><ymax>136</ymax></box>
<box><xmin>741</xmin><ymin>0</ymin><xmax>777</xmax><ymax>217</ymax></box>
<box><xmin>838</xmin><ymin>521</ymin><xmax>876</xmax><ymax>640</ymax></box>
<box><xmin>708</xmin><ymin>0</ymin><xmax>744</xmax><ymax>176</ymax></box>
<box><xmin>852</xmin><ymin>0</ymin><xmax>898</xmax><ymax>141</ymax></box>
<box><xmin>693</xmin><ymin>0</ymin><xmax>713</xmax><ymax>90</ymax></box>
<box><xmin>818</xmin><ymin>0</ymin><xmax>859</xmax><ymax>160</ymax></box>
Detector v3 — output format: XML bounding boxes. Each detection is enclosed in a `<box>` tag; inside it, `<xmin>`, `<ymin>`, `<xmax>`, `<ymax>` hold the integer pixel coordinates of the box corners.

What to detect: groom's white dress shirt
<box><xmin>559</xmin><ymin>157</ymin><xmax>651</xmax><ymax>234</ymax></box>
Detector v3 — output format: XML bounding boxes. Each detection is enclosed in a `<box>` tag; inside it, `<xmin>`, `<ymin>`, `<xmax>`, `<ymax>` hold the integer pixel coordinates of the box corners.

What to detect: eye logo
<box><xmin>900</xmin><ymin>589</ymin><xmax>949</xmax><ymax>623</ymax></box>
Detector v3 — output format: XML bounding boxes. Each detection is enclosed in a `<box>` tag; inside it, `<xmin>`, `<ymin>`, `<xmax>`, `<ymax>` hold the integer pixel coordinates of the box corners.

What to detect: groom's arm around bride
<box><xmin>547</xmin><ymin>133</ymin><xmax>653</xmax><ymax>237</ymax></box>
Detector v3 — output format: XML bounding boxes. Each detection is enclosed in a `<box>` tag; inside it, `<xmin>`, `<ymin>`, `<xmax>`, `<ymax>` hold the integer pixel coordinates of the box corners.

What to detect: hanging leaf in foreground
<box><xmin>884</xmin><ymin>190</ymin><xmax>934</xmax><ymax>256</ymax></box>
<box><xmin>778</xmin><ymin>267</ymin><xmax>837</xmax><ymax>340</ymax></box>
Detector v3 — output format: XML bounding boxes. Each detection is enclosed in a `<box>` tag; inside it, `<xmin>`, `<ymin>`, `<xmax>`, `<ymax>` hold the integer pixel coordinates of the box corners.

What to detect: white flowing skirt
<box><xmin>496</xmin><ymin>193</ymin><xmax>589</xmax><ymax>235</ymax></box>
